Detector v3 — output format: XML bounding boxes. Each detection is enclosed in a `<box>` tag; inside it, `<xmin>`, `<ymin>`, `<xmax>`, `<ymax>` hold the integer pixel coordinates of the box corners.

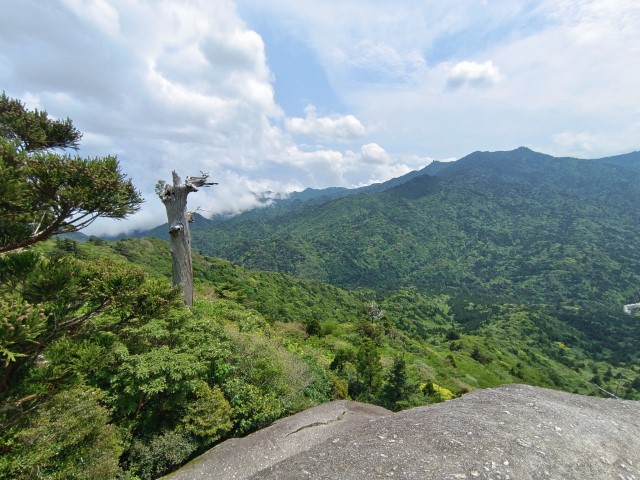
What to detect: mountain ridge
<box><xmin>121</xmin><ymin>147</ymin><xmax>640</xmax><ymax>366</ymax></box>
<box><xmin>125</xmin><ymin>147</ymin><xmax>640</xmax><ymax>241</ymax></box>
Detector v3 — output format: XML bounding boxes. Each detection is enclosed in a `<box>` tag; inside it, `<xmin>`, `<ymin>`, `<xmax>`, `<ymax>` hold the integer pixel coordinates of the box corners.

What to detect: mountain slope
<box><xmin>76</xmin><ymin>236</ymin><xmax>640</xmax><ymax>397</ymax></box>
<box><xmin>187</xmin><ymin>148</ymin><xmax>640</xmax><ymax>304</ymax></box>
<box><xmin>7</xmin><ymin>147</ymin><xmax>640</xmax><ymax>479</ymax></box>
<box><xmin>128</xmin><ymin>148</ymin><xmax>640</xmax><ymax>365</ymax></box>
<box><xmin>5</xmin><ymin>235</ymin><xmax>638</xmax><ymax>480</ymax></box>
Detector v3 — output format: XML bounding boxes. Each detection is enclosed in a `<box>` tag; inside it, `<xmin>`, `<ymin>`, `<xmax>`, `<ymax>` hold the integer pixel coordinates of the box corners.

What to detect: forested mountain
<box><xmin>137</xmin><ymin>147</ymin><xmax>640</xmax><ymax>326</ymax></box>
<box><xmin>139</xmin><ymin>148</ymin><xmax>640</xmax><ymax>306</ymax></box>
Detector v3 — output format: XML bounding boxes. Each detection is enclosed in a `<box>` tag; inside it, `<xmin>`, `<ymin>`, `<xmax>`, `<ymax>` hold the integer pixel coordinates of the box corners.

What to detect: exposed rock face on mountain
<box><xmin>165</xmin><ymin>400</ymin><xmax>390</xmax><ymax>479</ymax></box>
<box><xmin>166</xmin><ymin>384</ymin><xmax>640</xmax><ymax>479</ymax></box>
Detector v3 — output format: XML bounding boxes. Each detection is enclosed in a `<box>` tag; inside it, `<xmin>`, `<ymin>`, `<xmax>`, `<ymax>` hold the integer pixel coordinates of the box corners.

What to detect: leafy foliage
<box><xmin>3</xmin><ymin>236</ymin><xmax>640</xmax><ymax>479</ymax></box>
<box><xmin>0</xmin><ymin>386</ymin><xmax>123</xmax><ymax>480</ymax></box>
<box><xmin>144</xmin><ymin>148</ymin><xmax>640</xmax><ymax>365</ymax></box>
<box><xmin>0</xmin><ymin>92</ymin><xmax>82</xmax><ymax>152</ymax></box>
<box><xmin>0</xmin><ymin>93</ymin><xmax>141</xmax><ymax>252</ymax></box>
<box><xmin>381</xmin><ymin>356</ymin><xmax>412</xmax><ymax>410</ymax></box>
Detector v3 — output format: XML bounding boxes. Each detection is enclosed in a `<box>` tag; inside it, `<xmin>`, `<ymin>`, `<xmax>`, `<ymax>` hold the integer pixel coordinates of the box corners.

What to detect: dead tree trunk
<box><xmin>156</xmin><ymin>171</ymin><xmax>216</xmax><ymax>306</ymax></box>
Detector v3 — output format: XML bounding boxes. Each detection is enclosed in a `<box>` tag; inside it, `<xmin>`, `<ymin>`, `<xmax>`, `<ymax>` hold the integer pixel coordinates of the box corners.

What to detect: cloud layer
<box><xmin>285</xmin><ymin>105</ymin><xmax>367</xmax><ymax>141</ymax></box>
<box><xmin>2</xmin><ymin>0</ymin><xmax>419</xmax><ymax>234</ymax></box>
<box><xmin>1</xmin><ymin>0</ymin><xmax>639</xmax><ymax>234</ymax></box>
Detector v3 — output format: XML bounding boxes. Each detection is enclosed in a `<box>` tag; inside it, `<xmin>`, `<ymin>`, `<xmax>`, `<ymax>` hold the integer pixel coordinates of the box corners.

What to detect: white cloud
<box><xmin>242</xmin><ymin>1</ymin><xmax>639</xmax><ymax>161</ymax></box>
<box><xmin>281</xmin><ymin>145</ymin><xmax>356</xmax><ymax>186</ymax></box>
<box><xmin>357</xmin><ymin>149</ymin><xmax>433</xmax><ymax>187</ymax></box>
<box><xmin>446</xmin><ymin>61</ymin><xmax>502</xmax><ymax>89</ymax></box>
<box><xmin>276</xmin><ymin>142</ymin><xmax>429</xmax><ymax>189</ymax></box>
<box><xmin>285</xmin><ymin>105</ymin><xmax>367</xmax><ymax>141</ymax></box>
<box><xmin>0</xmin><ymin>0</ymin><xmax>290</xmax><ymax>234</ymax></box>
<box><xmin>358</xmin><ymin>164</ymin><xmax>413</xmax><ymax>187</ymax></box>
<box><xmin>238</xmin><ymin>0</ymin><xmax>531</xmax><ymax>92</ymax></box>
<box><xmin>2</xmin><ymin>0</ymin><xmax>640</xmax><ymax>234</ymax></box>
<box><xmin>551</xmin><ymin>131</ymin><xmax>596</xmax><ymax>155</ymax></box>
<box><xmin>360</xmin><ymin>143</ymin><xmax>390</xmax><ymax>164</ymax></box>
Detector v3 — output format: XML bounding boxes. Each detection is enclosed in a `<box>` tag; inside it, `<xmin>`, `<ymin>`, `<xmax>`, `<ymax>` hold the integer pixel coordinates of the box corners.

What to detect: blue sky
<box><xmin>1</xmin><ymin>0</ymin><xmax>639</xmax><ymax>234</ymax></box>
<box><xmin>240</xmin><ymin>8</ymin><xmax>344</xmax><ymax>117</ymax></box>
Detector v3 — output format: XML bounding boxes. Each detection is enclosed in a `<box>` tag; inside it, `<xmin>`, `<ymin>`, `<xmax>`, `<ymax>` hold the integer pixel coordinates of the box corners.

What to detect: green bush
<box><xmin>127</xmin><ymin>430</ymin><xmax>196</xmax><ymax>480</ymax></box>
<box><xmin>0</xmin><ymin>386</ymin><xmax>122</xmax><ymax>480</ymax></box>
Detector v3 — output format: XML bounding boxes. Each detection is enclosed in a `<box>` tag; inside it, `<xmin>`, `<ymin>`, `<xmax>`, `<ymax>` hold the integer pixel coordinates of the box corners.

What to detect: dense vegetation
<box><xmin>2</xmin><ymin>95</ymin><xmax>639</xmax><ymax>479</ymax></box>
<box><xmin>3</xmin><ymin>237</ymin><xmax>639</xmax><ymax>479</ymax></box>
<box><xmin>138</xmin><ymin>147</ymin><xmax>640</xmax><ymax>366</ymax></box>
<box><xmin>188</xmin><ymin>150</ymin><xmax>640</xmax><ymax>305</ymax></box>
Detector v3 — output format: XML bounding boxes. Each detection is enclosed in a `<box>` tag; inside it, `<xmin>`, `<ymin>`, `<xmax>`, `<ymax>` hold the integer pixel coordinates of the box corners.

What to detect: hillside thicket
<box><xmin>3</xmin><ymin>236</ymin><xmax>639</xmax><ymax>479</ymax></box>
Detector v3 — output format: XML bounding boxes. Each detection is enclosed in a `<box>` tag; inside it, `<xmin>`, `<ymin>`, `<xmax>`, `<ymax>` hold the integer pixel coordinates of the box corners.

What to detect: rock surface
<box><xmin>165</xmin><ymin>384</ymin><xmax>640</xmax><ymax>479</ymax></box>
<box><xmin>165</xmin><ymin>400</ymin><xmax>390</xmax><ymax>480</ymax></box>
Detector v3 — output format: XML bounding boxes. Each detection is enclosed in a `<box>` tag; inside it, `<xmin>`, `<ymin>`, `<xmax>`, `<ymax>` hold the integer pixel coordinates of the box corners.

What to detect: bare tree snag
<box><xmin>156</xmin><ymin>171</ymin><xmax>217</xmax><ymax>306</ymax></box>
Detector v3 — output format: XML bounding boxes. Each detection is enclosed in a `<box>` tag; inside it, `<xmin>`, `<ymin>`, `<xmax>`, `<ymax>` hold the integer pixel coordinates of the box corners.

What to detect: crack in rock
<box><xmin>285</xmin><ymin>411</ymin><xmax>347</xmax><ymax>437</ymax></box>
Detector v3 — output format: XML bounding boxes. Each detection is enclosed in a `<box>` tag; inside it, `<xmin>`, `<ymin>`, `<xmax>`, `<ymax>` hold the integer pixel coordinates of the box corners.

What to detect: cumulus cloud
<box><xmin>358</xmin><ymin>164</ymin><xmax>413</xmax><ymax>187</ymax></box>
<box><xmin>357</xmin><ymin>149</ymin><xmax>434</xmax><ymax>187</ymax></box>
<box><xmin>276</xmin><ymin>143</ymin><xmax>429</xmax><ymax>189</ymax></box>
<box><xmin>280</xmin><ymin>145</ymin><xmax>357</xmax><ymax>186</ymax></box>
<box><xmin>3</xmin><ymin>0</ymin><xmax>639</xmax><ymax>234</ymax></box>
<box><xmin>285</xmin><ymin>105</ymin><xmax>367</xmax><ymax>141</ymax></box>
<box><xmin>0</xmin><ymin>0</ymin><xmax>290</xmax><ymax>234</ymax></box>
<box><xmin>446</xmin><ymin>60</ymin><xmax>502</xmax><ymax>89</ymax></box>
<box><xmin>360</xmin><ymin>143</ymin><xmax>390</xmax><ymax>164</ymax></box>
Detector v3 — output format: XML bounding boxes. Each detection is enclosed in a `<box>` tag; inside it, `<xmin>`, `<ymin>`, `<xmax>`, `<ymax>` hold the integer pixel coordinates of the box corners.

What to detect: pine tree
<box><xmin>0</xmin><ymin>92</ymin><xmax>141</xmax><ymax>253</ymax></box>
<box><xmin>0</xmin><ymin>94</ymin><xmax>159</xmax><ymax>391</ymax></box>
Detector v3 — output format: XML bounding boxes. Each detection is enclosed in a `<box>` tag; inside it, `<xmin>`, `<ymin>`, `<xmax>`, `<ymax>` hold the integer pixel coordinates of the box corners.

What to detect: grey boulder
<box><xmin>166</xmin><ymin>384</ymin><xmax>640</xmax><ymax>479</ymax></box>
